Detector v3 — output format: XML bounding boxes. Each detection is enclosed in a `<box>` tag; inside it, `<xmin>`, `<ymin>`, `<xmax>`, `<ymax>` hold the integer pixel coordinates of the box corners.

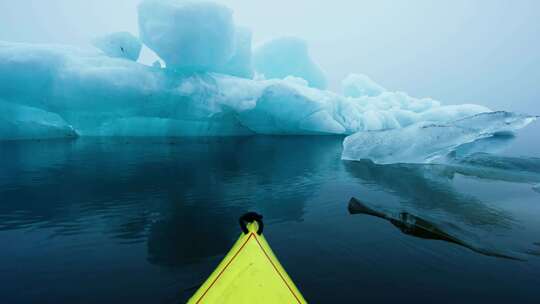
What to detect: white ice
<box><xmin>342</xmin><ymin>74</ymin><xmax>386</xmax><ymax>97</ymax></box>
<box><xmin>342</xmin><ymin>112</ymin><xmax>537</xmax><ymax>164</ymax></box>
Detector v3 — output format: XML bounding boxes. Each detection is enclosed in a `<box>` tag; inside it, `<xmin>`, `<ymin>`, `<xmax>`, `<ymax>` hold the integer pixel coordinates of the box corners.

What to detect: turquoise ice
<box><xmin>92</xmin><ymin>32</ymin><xmax>142</xmax><ymax>61</ymax></box>
<box><xmin>138</xmin><ymin>0</ymin><xmax>236</xmax><ymax>72</ymax></box>
<box><xmin>0</xmin><ymin>0</ymin><xmax>534</xmax><ymax>164</ymax></box>
<box><xmin>253</xmin><ymin>37</ymin><xmax>327</xmax><ymax>89</ymax></box>
<box><xmin>0</xmin><ymin>39</ymin><xmax>494</xmax><ymax>139</ymax></box>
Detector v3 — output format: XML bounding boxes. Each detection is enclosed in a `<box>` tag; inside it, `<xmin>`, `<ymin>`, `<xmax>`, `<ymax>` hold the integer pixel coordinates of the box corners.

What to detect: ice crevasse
<box><xmin>0</xmin><ymin>0</ymin><xmax>530</xmax><ymax>147</ymax></box>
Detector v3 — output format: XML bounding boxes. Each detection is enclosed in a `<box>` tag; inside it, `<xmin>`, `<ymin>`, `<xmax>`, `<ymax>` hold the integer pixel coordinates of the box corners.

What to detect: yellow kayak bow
<box><xmin>188</xmin><ymin>213</ymin><xmax>307</xmax><ymax>303</ymax></box>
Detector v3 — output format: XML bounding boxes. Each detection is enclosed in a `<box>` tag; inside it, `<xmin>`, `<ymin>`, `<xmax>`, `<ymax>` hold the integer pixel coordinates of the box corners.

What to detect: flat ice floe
<box><xmin>342</xmin><ymin>112</ymin><xmax>537</xmax><ymax>164</ymax></box>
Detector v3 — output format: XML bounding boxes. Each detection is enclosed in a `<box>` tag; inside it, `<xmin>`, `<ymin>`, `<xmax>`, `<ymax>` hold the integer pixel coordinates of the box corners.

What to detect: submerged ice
<box><xmin>345</xmin><ymin>160</ymin><xmax>540</xmax><ymax>260</ymax></box>
<box><xmin>0</xmin><ymin>0</ymin><xmax>534</xmax><ymax>152</ymax></box>
<box><xmin>348</xmin><ymin>197</ymin><xmax>519</xmax><ymax>260</ymax></box>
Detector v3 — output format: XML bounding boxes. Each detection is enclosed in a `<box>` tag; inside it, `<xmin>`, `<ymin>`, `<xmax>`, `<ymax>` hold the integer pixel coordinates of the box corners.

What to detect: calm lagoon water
<box><xmin>1</xmin><ymin>124</ymin><xmax>540</xmax><ymax>303</ymax></box>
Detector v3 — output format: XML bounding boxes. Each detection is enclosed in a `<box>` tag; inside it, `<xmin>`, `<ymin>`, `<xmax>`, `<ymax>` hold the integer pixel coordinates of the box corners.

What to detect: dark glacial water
<box><xmin>1</xmin><ymin>123</ymin><xmax>540</xmax><ymax>303</ymax></box>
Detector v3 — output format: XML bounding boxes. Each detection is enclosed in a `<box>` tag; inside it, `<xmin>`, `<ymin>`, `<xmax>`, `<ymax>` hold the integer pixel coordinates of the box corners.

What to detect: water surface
<box><xmin>1</xmin><ymin>129</ymin><xmax>540</xmax><ymax>303</ymax></box>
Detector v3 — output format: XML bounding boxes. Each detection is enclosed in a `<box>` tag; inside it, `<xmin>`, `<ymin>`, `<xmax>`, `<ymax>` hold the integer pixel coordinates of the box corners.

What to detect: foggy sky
<box><xmin>0</xmin><ymin>0</ymin><xmax>539</xmax><ymax>112</ymax></box>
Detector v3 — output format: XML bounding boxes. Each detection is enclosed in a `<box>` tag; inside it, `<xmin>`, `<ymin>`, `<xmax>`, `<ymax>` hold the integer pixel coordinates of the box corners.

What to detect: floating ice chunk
<box><xmin>342</xmin><ymin>74</ymin><xmax>386</xmax><ymax>97</ymax></box>
<box><xmin>215</xmin><ymin>27</ymin><xmax>253</xmax><ymax>78</ymax></box>
<box><xmin>253</xmin><ymin>37</ymin><xmax>327</xmax><ymax>89</ymax></box>
<box><xmin>138</xmin><ymin>0</ymin><xmax>235</xmax><ymax>71</ymax></box>
<box><xmin>0</xmin><ymin>100</ymin><xmax>77</xmax><ymax>140</ymax></box>
<box><xmin>152</xmin><ymin>60</ymin><xmax>162</xmax><ymax>68</ymax></box>
<box><xmin>534</xmin><ymin>184</ymin><xmax>540</xmax><ymax>194</ymax></box>
<box><xmin>92</xmin><ymin>32</ymin><xmax>142</xmax><ymax>61</ymax></box>
<box><xmin>342</xmin><ymin>111</ymin><xmax>537</xmax><ymax>164</ymax></box>
<box><xmin>453</xmin><ymin>111</ymin><xmax>536</xmax><ymax>134</ymax></box>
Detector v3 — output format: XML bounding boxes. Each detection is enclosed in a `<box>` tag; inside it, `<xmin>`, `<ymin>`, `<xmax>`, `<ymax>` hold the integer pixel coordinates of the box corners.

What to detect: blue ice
<box><xmin>92</xmin><ymin>32</ymin><xmax>142</xmax><ymax>61</ymax></box>
<box><xmin>0</xmin><ymin>0</ymin><xmax>534</xmax><ymax>166</ymax></box>
<box><xmin>253</xmin><ymin>37</ymin><xmax>327</xmax><ymax>89</ymax></box>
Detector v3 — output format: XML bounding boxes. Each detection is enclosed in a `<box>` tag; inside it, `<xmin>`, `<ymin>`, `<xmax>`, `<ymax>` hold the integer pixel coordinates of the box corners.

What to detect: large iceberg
<box><xmin>0</xmin><ymin>0</ymin><xmax>532</xmax><ymax>147</ymax></box>
<box><xmin>92</xmin><ymin>32</ymin><xmax>142</xmax><ymax>61</ymax></box>
<box><xmin>342</xmin><ymin>111</ymin><xmax>537</xmax><ymax>164</ymax></box>
<box><xmin>253</xmin><ymin>37</ymin><xmax>327</xmax><ymax>89</ymax></box>
<box><xmin>0</xmin><ymin>39</ymin><xmax>495</xmax><ymax>140</ymax></box>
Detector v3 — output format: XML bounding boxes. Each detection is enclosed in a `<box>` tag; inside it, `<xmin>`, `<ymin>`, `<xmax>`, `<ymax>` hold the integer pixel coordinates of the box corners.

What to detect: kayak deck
<box><xmin>188</xmin><ymin>216</ymin><xmax>306</xmax><ymax>303</ymax></box>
